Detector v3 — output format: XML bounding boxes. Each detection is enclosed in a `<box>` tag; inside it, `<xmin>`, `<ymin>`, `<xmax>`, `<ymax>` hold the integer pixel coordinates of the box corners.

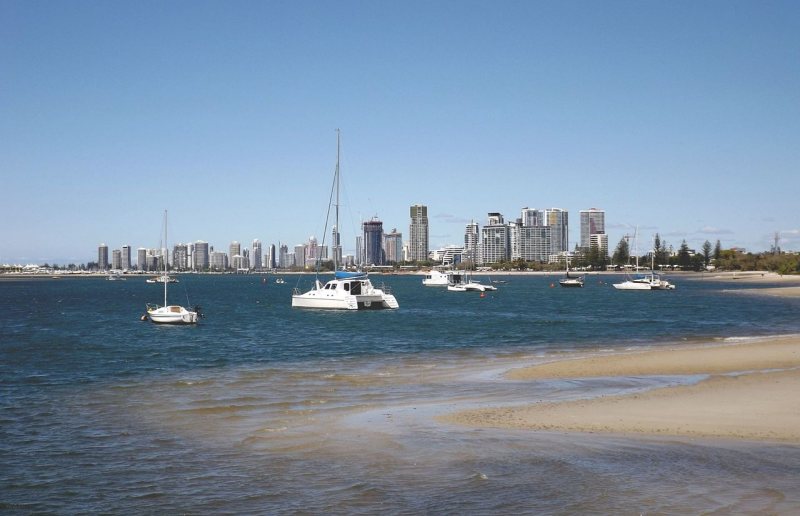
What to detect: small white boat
<box><xmin>145</xmin><ymin>211</ymin><xmax>198</xmax><ymax>324</ymax></box>
<box><xmin>275</xmin><ymin>278</ymin><xmax>285</xmax><ymax>284</ymax></box>
<box><xmin>422</xmin><ymin>270</ymin><xmax>451</xmax><ymax>287</ymax></box>
<box><xmin>613</xmin><ymin>232</ymin><xmax>675</xmax><ymax>291</ymax></box>
<box><xmin>146</xmin><ymin>275</ymin><xmax>178</xmax><ymax>284</ymax></box>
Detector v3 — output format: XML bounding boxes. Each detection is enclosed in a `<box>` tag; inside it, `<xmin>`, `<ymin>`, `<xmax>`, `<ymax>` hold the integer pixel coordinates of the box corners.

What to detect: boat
<box><xmin>422</xmin><ymin>269</ymin><xmax>452</xmax><ymax>287</ymax></box>
<box><xmin>559</xmin><ymin>253</ymin><xmax>584</xmax><ymax>288</ymax></box>
<box><xmin>145</xmin><ymin>211</ymin><xmax>199</xmax><ymax>324</ymax></box>
<box><xmin>107</xmin><ymin>272</ymin><xmax>126</xmax><ymax>281</ymax></box>
<box><xmin>291</xmin><ymin>131</ymin><xmax>399</xmax><ymax>310</ymax></box>
<box><xmin>613</xmin><ymin>232</ymin><xmax>676</xmax><ymax>291</ymax></box>
<box><xmin>447</xmin><ymin>271</ymin><xmax>496</xmax><ymax>292</ymax></box>
<box><xmin>275</xmin><ymin>278</ymin><xmax>285</xmax><ymax>284</ymax></box>
<box><xmin>146</xmin><ymin>275</ymin><xmax>178</xmax><ymax>284</ymax></box>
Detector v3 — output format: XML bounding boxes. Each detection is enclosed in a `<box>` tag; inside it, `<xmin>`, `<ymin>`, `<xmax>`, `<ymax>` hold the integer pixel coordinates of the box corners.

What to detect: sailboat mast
<box><xmin>334</xmin><ymin>129</ymin><xmax>340</xmax><ymax>272</ymax></box>
<box><xmin>163</xmin><ymin>210</ymin><xmax>168</xmax><ymax>307</ymax></box>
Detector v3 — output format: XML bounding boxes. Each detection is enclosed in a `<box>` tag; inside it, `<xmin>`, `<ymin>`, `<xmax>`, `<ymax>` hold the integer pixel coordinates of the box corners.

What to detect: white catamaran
<box><xmin>291</xmin><ymin>131</ymin><xmax>399</xmax><ymax>310</ymax></box>
<box><xmin>145</xmin><ymin>211</ymin><xmax>199</xmax><ymax>324</ymax></box>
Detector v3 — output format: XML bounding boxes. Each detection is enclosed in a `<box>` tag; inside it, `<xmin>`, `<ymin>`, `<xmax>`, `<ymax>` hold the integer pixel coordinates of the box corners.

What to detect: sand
<box><xmin>441</xmin><ymin>336</ymin><xmax>800</xmax><ymax>442</ymax></box>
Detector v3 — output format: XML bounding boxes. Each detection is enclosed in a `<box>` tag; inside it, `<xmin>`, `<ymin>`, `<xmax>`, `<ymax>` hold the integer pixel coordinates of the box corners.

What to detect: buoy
<box><xmin>480</xmin><ymin>292</ymin><xmax>485</xmax><ymax>298</ymax></box>
<box><xmin>550</xmin><ymin>283</ymin><xmax>555</xmax><ymax>288</ymax></box>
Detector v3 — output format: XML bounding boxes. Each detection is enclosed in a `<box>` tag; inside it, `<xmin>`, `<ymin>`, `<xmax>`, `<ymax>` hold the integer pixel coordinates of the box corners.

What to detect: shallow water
<box><xmin>2</xmin><ymin>274</ymin><xmax>799</xmax><ymax>513</ymax></box>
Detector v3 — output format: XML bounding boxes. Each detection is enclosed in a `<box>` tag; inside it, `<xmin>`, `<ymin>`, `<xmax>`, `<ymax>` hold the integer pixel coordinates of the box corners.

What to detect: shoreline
<box><xmin>439</xmin><ymin>335</ymin><xmax>800</xmax><ymax>443</ymax></box>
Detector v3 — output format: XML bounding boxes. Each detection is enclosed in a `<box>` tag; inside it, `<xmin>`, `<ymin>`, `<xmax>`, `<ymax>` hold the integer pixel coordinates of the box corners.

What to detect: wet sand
<box><xmin>441</xmin><ymin>336</ymin><xmax>800</xmax><ymax>442</ymax></box>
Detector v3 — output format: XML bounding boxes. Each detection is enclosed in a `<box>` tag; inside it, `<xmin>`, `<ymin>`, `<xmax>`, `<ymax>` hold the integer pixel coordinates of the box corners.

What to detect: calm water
<box><xmin>2</xmin><ymin>274</ymin><xmax>799</xmax><ymax>514</ymax></box>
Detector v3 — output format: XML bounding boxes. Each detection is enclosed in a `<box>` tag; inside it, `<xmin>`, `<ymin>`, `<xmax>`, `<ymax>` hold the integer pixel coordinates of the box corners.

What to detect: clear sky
<box><xmin>2</xmin><ymin>0</ymin><xmax>799</xmax><ymax>264</ymax></box>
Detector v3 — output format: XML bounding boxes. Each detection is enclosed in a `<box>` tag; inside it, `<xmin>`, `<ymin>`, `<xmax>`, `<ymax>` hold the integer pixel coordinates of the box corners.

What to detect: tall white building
<box><xmin>481</xmin><ymin>213</ymin><xmax>509</xmax><ymax>265</ymax></box>
<box><xmin>464</xmin><ymin>220</ymin><xmax>479</xmax><ymax>264</ymax></box>
<box><xmin>173</xmin><ymin>243</ymin><xmax>189</xmax><ymax>270</ymax></box>
<box><xmin>121</xmin><ymin>245</ymin><xmax>131</xmax><ymax>271</ymax></box>
<box><xmin>251</xmin><ymin>239</ymin><xmax>262</xmax><ymax>271</ymax></box>
<box><xmin>521</xmin><ymin>207</ymin><xmax>544</xmax><ymax>227</ymax></box>
<box><xmin>111</xmin><ymin>249</ymin><xmax>122</xmax><ymax>270</ymax></box>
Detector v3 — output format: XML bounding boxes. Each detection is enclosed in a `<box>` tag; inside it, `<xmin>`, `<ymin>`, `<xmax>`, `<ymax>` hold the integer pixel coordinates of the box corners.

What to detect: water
<box><xmin>2</xmin><ymin>274</ymin><xmax>799</xmax><ymax>513</ymax></box>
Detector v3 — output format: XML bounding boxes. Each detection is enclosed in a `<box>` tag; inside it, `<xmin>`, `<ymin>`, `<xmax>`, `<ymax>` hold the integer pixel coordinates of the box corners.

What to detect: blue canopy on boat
<box><xmin>335</xmin><ymin>271</ymin><xmax>367</xmax><ymax>280</ymax></box>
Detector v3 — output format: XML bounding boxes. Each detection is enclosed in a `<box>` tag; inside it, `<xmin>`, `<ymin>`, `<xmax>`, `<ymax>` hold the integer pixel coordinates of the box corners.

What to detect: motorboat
<box><xmin>146</xmin><ymin>275</ymin><xmax>177</xmax><ymax>284</ymax></box>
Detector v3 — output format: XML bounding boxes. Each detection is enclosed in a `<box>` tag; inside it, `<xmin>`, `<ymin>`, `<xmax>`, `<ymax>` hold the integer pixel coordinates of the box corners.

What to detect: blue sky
<box><xmin>2</xmin><ymin>0</ymin><xmax>799</xmax><ymax>264</ymax></box>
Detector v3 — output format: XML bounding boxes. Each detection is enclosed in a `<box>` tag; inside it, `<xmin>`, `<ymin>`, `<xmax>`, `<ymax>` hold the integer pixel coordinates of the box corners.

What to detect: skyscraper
<box><xmin>363</xmin><ymin>218</ymin><xmax>385</xmax><ymax>266</ymax></box>
<box><xmin>481</xmin><ymin>213</ymin><xmax>509</xmax><ymax>264</ymax></box>
<box><xmin>544</xmin><ymin>208</ymin><xmax>569</xmax><ymax>256</ymax></box>
<box><xmin>332</xmin><ymin>225</ymin><xmax>342</xmax><ymax>267</ymax></box>
<box><xmin>98</xmin><ymin>243</ymin><xmax>109</xmax><ymax>271</ymax></box>
<box><xmin>409</xmin><ymin>204</ymin><xmax>429</xmax><ymax>262</ymax></box>
<box><xmin>137</xmin><ymin>248</ymin><xmax>148</xmax><ymax>271</ymax></box>
<box><xmin>121</xmin><ymin>245</ymin><xmax>131</xmax><ymax>271</ymax></box>
<box><xmin>173</xmin><ymin>243</ymin><xmax>189</xmax><ymax>270</ymax></box>
<box><xmin>464</xmin><ymin>220</ymin><xmax>479</xmax><ymax>264</ymax></box>
<box><xmin>384</xmin><ymin>228</ymin><xmax>403</xmax><ymax>264</ymax></box>
<box><xmin>229</xmin><ymin>241</ymin><xmax>241</xmax><ymax>262</ymax></box>
<box><xmin>521</xmin><ymin>207</ymin><xmax>544</xmax><ymax>227</ymax></box>
<box><xmin>355</xmin><ymin>236</ymin><xmax>363</xmax><ymax>266</ymax></box>
<box><xmin>111</xmin><ymin>249</ymin><xmax>122</xmax><ymax>270</ymax></box>
<box><xmin>193</xmin><ymin>241</ymin><xmax>209</xmax><ymax>270</ymax></box>
<box><xmin>268</xmin><ymin>243</ymin><xmax>277</xmax><ymax>269</ymax></box>
<box><xmin>252</xmin><ymin>239</ymin><xmax>262</xmax><ymax>271</ymax></box>
<box><xmin>580</xmin><ymin>208</ymin><xmax>606</xmax><ymax>250</ymax></box>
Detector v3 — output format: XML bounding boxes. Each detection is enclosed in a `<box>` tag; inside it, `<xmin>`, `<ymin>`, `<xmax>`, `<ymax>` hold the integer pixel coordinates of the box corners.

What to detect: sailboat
<box><xmin>145</xmin><ymin>211</ymin><xmax>199</xmax><ymax>324</ymax></box>
<box><xmin>613</xmin><ymin>231</ymin><xmax>675</xmax><ymax>291</ymax></box>
<box><xmin>291</xmin><ymin>131</ymin><xmax>399</xmax><ymax>310</ymax></box>
<box><xmin>558</xmin><ymin>252</ymin><xmax>585</xmax><ymax>288</ymax></box>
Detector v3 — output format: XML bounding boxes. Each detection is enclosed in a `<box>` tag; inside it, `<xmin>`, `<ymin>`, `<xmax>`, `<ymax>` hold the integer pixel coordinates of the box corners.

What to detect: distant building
<box><xmin>464</xmin><ymin>221</ymin><xmax>479</xmax><ymax>264</ymax></box>
<box><xmin>429</xmin><ymin>245</ymin><xmax>464</xmax><ymax>266</ymax></box>
<box><xmin>294</xmin><ymin>244</ymin><xmax>307</xmax><ymax>268</ymax></box>
<box><xmin>209</xmin><ymin>251</ymin><xmax>228</xmax><ymax>271</ymax></box>
<box><xmin>251</xmin><ymin>239</ymin><xmax>262</xmax><ymax>271</ymax></box>
<box><xmin>121</xmin><ymin>245</ymin><xmax>131</xmax><ymax>271</ymax></box>
<box><xmin>229</xmin><ymin>241</ymin><xmax>241</xmax><ymax>265</ymax></box>
<box><xmin>193</xmin><ymin>241</ymin><xmax>209</xmax><ymax>270</ymax></box>
<box><xmin>268</xmin><ymin>244</ymin><xmax>277</xmax><ymax>269</ymax></box>
<box><xmin>384</xmin><ymin>228</ymin><xmax>403</xmax><ymax>264</ymax></box>
<box><xmin>278</xmin><ymin>244</ymin><xmax>288</xmax><ymax>269</ymax></box>
<box><xmin>355</xmin><ymin>236</ymin><xmax>363</xmax><ymax>266</ymax></box>
<box><xmin>521</xmin><ymin>207</ymin><xmax>544</xmax><ymax>227</ymax></box>
<box><xmin>545</xmin><ymin>208</ymin><xmax>569</xmax><ymax>255</ymax></box>
<box><xmin>98</xmin><ymin>244</ymin><xmax>109</xmax><ymax>271</ymax></box>
<box><xmin>332</xmin><ymin>225</ymin><xmax>342</xmax><ymax>266</ymax></box>
<box><xmin>137</xmin><ymin>247</ymin><xmax>148</xmax><ymax>271</ymax></box>
<box><xmin>111</xmin><ymin>249</ymin><xmax>122</xmax><ymax>270</ymax></box>
<box><xmin>173</xmin><ymin>243</ymin><xmax>189</xmax><ymax>270</ymax></box>
<box><xmin>590</xmin><ymin>233</ymin><xmax>609</xmax><ymax>258</ymax></box>
<box><xmin>363</xmin><ymin>218</ymin><xmax>385</xmax><ymax>265</ymax></box>
<box><xmin>518</xmin><ymin>225</ymin><xmax>552</xmax><ymax>262</ymax></box>
<box><xmin>408</xmin><ymin>204</ymin><xmax>429</xmax><ymax>262</ymax></box>
<box><xmin>481</xmin><ymin>213</ymin><xmax>509</xmax><ymax>264</ymax></box>
<box><xmin>580</xmin><ymin>208</ymin><xmax>605</xmax><ymax>250</ymax></box>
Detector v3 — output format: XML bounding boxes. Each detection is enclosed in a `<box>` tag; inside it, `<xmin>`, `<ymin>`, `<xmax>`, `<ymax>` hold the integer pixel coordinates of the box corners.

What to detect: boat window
<box><xmin>344</xmin><ymin>282</ymin><xmax>350</xmax><ymax>292</ymax></box>
<box><xmin>351</xmin><ymin>281</ymin><xmax>361</xmax><ymax>295</ymax></box>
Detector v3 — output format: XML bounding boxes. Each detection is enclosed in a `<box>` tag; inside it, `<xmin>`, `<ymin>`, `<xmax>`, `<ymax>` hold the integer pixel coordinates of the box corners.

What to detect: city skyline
<box><xmin>3</xmin><ymin>2</ymin><xmax>799</xmax><ymax>264</ymax></box>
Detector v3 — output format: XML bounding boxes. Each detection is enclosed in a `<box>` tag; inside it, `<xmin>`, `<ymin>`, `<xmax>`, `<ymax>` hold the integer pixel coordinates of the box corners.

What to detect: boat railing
<box><xmin>292</xmin><ymin>287</ymin><xmax>301</xmax><ymax>296</ymax></box>
<box><xmin>379</xmin><ymin>283</ymin><xmax>393</xmax><ymax>295</ymax></box>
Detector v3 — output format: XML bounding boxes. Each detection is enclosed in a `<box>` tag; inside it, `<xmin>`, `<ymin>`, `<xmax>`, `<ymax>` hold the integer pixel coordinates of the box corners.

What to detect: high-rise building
<box><xmin>363</xmin><ymin>218</ymin><xmax>385</xmax><ymax>266</ymax></box>
<box><xmin>332</xmin><ymin>225</ymin><xmax>342</xmax><ymax>267</ymax></box>
<box><xmin>229</xmin><ymin>241</ymin><xmax>241</xmax><ymax>263</ymax></box>
<box><xmin>481</xmin><ymin>213</ymin><xmax>509</xmax><ymax>264</ymax></box>
<box><xmin>409</xmin><ymin>204</ymin><xmax>429</xmax><ymax>262</ymax></box>
<box><xmin>111</xmin><ymin>249</ymin><xmax>122</xmax><ymax>270</ymax></box>
<box><xmin>98</xmin><ymin>243</ymin><xmax>109</xmax><ymax>271</ymax></box>
<box><xmin>268</xmin><ymin>243</ymin><xmax>276</xmax><ymax>269</ymax></box>
<box><xmin>121</xmin><ymin>245</ymin><xmax>131</xmax><ymax>271</ymax></box>
<box><xmin>580</xmin><ymin>208</ymin><xmax>606</xmax><ymax>250</ymax></box>
<box><xmin>137</xmin><ymin>248</ymin><xmax>148</xmax><ymax>271</ymax></box>
<box><xmin>464</xmin><ymin>221</ymin><xmax>479</xmax><ymax>264</ymax></box>
<box><xmin>521</xmin><ymin>208</ymin><xmax>544</xmax><ymax>227</ymax></box>
<box><xmin>544</xmin><ymin>208</ymin><xmax>569</xmax><ymax>256</ymax></box>
<box><xmin>519</xmin><ymin>225</ymin><xmax>552</xmax><ymax>262</ymax></box>
<box><xmin>209</xmin><ymin>251</ymin><xmax>227</xmax><ymax>271</ymax></box>
<box><xmin>251</xmin><ymin>239</ymin><xmax>262</xmax><ymax>271</ymax></box>
<box><xmin>384</xmin><ymin>228</ymin><xmax>403</xmax><ymax>264</ymax></box>
<box><xmin>294</xmin><ymin>244</ymin><xmax>307</xmax><ymax>268</ymax></box>
<box><xmin>193</xmin><ymin>241</ymin><xmax>209</xmax><ymax>270</ymax></box>
<box><xmin>278</xmin><ymin>244</ymin><xmax>288</xmax><ymax>269</ymax></box>
<box><xmin>355</xmin><ymin>236</ymin><xmax>363</xmax><ymax>266</ymax></box>
<box><xmin>173</xmin><ymin>243</ymin><xmax>189</xmax><ymax>270</ymax></box>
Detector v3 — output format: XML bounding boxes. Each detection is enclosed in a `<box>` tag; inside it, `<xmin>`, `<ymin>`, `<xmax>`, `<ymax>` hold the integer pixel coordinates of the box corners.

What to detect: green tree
<box><xmin>612</xmin><ymin>237</ymin><xmax>630</xmax><ymax>266</ymax></box>
<box><xmin>701</xmin><ymin>240</ymin><xmax>713</xmax><ymax>267</ymax></box>
<box><xmin>713</xmin><ymin>240</ymin><xmax>722</xmax><ymax>261</ymax></box>
<box><xmin>678</xmin><ymin>240</ymin><xmax>691</xmax><ymax>269</ymax></box>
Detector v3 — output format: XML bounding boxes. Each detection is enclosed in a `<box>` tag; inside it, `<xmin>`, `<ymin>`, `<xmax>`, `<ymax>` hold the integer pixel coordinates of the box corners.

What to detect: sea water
<box><xmin>2</xmin><ymin>274</ymin><xmax>799</xmax><ymax>513</ymax></box>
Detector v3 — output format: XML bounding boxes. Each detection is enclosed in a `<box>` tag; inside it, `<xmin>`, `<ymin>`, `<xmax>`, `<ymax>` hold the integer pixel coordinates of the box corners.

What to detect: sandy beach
<box><xmin>441</xmin><ymin>335</ymin><xmax>800</xmax><ymax>442</ymax></box>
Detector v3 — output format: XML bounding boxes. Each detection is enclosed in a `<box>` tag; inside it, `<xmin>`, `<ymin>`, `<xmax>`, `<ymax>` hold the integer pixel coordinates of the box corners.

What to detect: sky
<box><xmin>2</xmin><ymin>0</ymin><xmax>799</xmax><ymax>264</ymax></box>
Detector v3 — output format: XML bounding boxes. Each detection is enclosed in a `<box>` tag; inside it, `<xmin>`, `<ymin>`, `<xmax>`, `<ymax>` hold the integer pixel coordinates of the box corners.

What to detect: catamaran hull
<box><xmin>613</xmin><ymin>281</ymin><xmax>653</xmax><ymax>290</ymax></box>
<box><xmin>291</xmin><ymin>293</ymin><xmax>398</xmax><ymax>310</ymax></box>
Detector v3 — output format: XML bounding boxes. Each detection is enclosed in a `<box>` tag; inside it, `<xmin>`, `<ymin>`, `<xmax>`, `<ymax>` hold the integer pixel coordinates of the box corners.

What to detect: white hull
<box><xmin>422</xmin><ymin>270</ymin><xmax>451</xmax><ymax>287</ymax></box>
<box><xmin>559</xmin><ymin>278</ymin><xmax>584</xmax><ymax>288</ymax></box>
<box><xmin>147</xmin><ymin>305</ymin><xmax>198</xmax><ymax>324</ymax></box>
<box><xmin>292</xmin><ymin>277</ymin><xmax>399</xmax><ymax>310</ymax></box>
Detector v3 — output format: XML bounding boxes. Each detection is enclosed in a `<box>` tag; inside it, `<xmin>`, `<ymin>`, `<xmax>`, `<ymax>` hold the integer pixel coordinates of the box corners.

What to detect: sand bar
<box><xmin>442</xmin><ymin>336</ymin><xmax>800</xmax><ymax>442</ymax></box>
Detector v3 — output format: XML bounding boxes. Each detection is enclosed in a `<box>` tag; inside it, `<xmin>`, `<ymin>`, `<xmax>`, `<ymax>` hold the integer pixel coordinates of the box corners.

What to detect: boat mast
<box><xmin>334</xmin><ymin>128</ymin><xmax>340</xmax><ymax>273</ymax></box>
<box><xmin>163</xmin><ymin>210</ymin><xmax>168</xmax><ymax>307</ymax></box>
